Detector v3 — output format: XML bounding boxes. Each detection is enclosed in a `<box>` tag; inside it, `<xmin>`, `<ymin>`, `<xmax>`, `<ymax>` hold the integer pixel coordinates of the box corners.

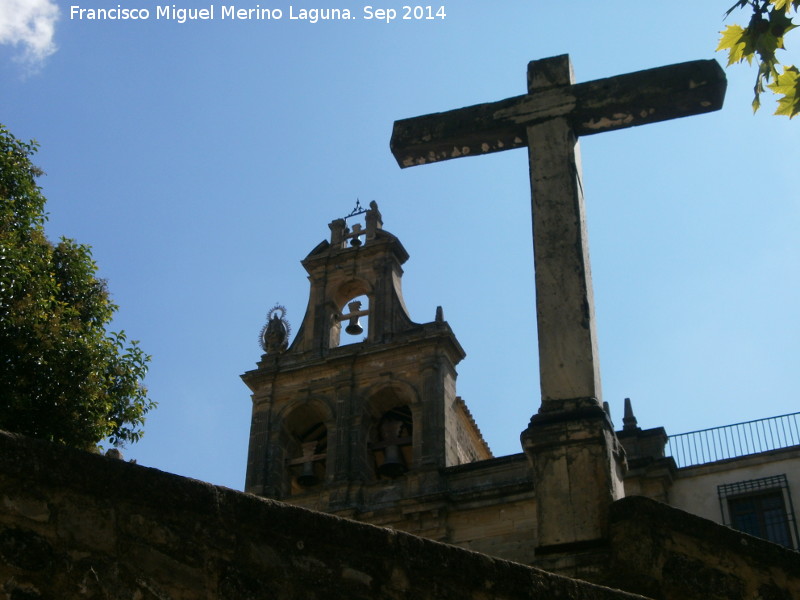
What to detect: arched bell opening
<box><xmin>345</xmin><ymin>221</ymin><xmax>367</xmax><ymax>248</ymax></box>
<box><xmin>329</xmin><ymin>279</ymin><xmax>371</xmax><ymax>348</ymax></box>
<box><xmin>370</xmin><ymin>404</ymin><xmax>413</xmax><ymax>479</ymax></box>
<box><xmin>283</xmin><ymin>405</ymin><xmax>329</xmax><ymax>494</ymax></box>
<box><xmin>337</xmin><ymin>294</ymin><xmax>369</xmax><ymax>346</ymax></box>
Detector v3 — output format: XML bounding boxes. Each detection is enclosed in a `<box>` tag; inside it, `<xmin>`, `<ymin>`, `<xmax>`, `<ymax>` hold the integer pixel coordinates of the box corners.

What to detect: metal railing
<box><xmin>666</xmin><ymin>412</ymin><xmax>800</xmax><ymax>469</ymax></box>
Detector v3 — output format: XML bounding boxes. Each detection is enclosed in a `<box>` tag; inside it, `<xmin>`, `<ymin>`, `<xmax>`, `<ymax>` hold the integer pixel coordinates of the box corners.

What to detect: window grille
<box><xmin>718</xmin><ymin>474</ymin><xmax>798</xmax><ymax>550</ymax></box>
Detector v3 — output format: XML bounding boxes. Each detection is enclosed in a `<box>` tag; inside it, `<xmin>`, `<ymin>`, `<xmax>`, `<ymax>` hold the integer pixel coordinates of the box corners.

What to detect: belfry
<box><xmin>242</xmin><ymin>201</ymin><xmax>501</xmax><ymax>527</ymax></box>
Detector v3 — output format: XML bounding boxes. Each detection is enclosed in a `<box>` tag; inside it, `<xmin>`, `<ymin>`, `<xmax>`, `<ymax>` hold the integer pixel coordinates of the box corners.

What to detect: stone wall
<box><xmin>0</xmin><ymin>431</ymin><xmax>642</xmax><ymax>600</ymax></box>
<box><xmin>607</xmin><ymin>495</ymin><xmax>800</xmax><ymax>600</ymax></box>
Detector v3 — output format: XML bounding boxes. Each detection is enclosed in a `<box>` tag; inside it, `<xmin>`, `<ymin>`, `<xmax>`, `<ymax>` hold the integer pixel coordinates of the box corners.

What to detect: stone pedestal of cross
<box><xmin>390</xmin><ymin>55</ymin><xmax>725</xmax><ymax>567</ymax></box>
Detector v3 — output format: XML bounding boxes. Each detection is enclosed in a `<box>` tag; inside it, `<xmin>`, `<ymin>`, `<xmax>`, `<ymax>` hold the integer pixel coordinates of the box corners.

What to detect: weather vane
<box><xmin>344</xmin><ymin>198</ymin><xmax>369</xmax><ymax>220</ymax></box>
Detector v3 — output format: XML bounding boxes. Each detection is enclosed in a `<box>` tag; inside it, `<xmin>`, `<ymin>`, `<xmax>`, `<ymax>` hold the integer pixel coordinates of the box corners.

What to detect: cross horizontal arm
<box><xmin>390</xmin><ymin>59</ymin><xmax>726</xmax><ymax>168</ymax></box>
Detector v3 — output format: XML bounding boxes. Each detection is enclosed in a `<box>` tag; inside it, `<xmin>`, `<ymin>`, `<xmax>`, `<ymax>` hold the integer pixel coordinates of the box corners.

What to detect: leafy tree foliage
<box><xmin>718</xmin><ymin>0</ymin><xmax>799</xmax><ymax>117</ymax></box>
<box><xmin>0</xmin><ymin>124</ymin><xmax>155</xmax><ymax>449</ymax></box>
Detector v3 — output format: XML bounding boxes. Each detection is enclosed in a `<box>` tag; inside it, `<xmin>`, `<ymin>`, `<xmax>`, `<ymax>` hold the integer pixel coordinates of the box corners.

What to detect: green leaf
<box><xmin>768</xmin><ymin>9</ymin><xmax>798</xmax><ymax>42</ymax></box>
<box><xmin>770</xmin><ymin>0</ymin><xmax>794</xmax><ymax>13</ymax></box>
<box><xmin>767</xmin><ymin>65</ymin><xmax>800</xmax><ymax>116</ymax></box>
<box><xmin>754</xmin><ymin>30</ymin><xmax>780</xmax><ymax>65</ymax></box>
<box><xmin>725</xmin><ymin>0</ymin><xmax>751</xmax><ymax>18</ymax></box>
<box><xmin>718</xmin><ymin>25</ymin><xmax>749</xmax><ymax>64</ymax></box>
<box><xmin>720</xmin><ymin>1</ymin><xmax>799</xmax><ymax>115</ymax></box>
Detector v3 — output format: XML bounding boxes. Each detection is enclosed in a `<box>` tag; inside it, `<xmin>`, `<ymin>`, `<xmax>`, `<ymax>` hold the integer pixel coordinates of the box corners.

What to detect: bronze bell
<box><xmin>378</xmin><ymin>443</ymin><xmax>407</xmax><ymax>478</ymax></box>
<box><xmin>296</xmin><ymin>461</ymin><xmax>319</xmax><ymax>487</ymax></box>
<box><xmin>344</xmin><ymin>300</ymin><xmax>364</xmax><ymax>336</ymax></box>
<box><xmin>296</xmin><ymin>441</ymin><xmax>320</xmax><ymax>487</ymax></box>
<box><xmin>377</xmin><ymin>417</ymin><xmax>407</xmax><ymax>478</ymax></box>
<box><xmin>350</xmin><ymin>223</ymin><xmax>364</xmax><ymax>247</ymax></box>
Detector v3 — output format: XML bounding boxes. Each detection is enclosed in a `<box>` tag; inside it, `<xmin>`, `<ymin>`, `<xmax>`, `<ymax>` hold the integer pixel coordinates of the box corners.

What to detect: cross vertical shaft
<box><xmin>518</xmin><ymin>57</ymin><xmax>624</xmax><ymax>564</ymax></box>
<box><xmin>526</xmin><ymin>55</ymin><xmax>602</xmax><ymax>407</ymax></box>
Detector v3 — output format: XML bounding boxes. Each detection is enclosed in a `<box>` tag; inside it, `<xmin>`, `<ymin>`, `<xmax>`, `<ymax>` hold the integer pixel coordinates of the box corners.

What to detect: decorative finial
<box><xmin>622</xmin><ymin>397</ymin><xmax>639</xmax><ymax>431</ymax></box>
<box><xmin>260</xmin><ymin>304</ymin><xmax>291</xmax><ymax>354</ymax></box>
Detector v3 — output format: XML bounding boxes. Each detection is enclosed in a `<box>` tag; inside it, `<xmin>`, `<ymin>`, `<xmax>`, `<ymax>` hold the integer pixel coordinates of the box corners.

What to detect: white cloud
<box><xmin>0</xmin><ymin>0</ymin><xmax>60</xmax><ymax>65</ymax></box>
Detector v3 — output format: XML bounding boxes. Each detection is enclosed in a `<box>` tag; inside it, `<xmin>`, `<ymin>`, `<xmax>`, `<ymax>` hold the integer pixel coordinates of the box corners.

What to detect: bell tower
<box><xmin>242</xmin><ymin>202</ymin><xmax>491</xmax><ymax>513</ymax></box>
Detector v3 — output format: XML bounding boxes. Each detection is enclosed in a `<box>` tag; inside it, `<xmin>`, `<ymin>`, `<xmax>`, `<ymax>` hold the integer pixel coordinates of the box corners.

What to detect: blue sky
<box><xmin>2</xmin><ymin>1</ymin><xmax>798</xmax><ymax>490</ymax></box>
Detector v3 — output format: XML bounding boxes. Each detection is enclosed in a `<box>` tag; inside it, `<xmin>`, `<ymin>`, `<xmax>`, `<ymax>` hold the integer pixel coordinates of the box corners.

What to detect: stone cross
<box><xmin>391</xmin><ymin>55</ymin><xmax>726</xmax><ymax>409</ymax></box>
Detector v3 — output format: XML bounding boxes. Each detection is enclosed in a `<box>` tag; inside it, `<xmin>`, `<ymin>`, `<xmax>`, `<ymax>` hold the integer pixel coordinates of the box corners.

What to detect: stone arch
<box><xmin>364</xmin><ymin>382</ymin><xmax>420</xmax><ymax>479</ymax></box>
<box><xmin>277</xmin><ymin>398</ymin><xmax>335</xmax><ymax>495</ymax></box>
<box><xmin>329</xmin><ymin>278</ymin><xmax>372</xmax><ymax>348</ymax></box>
